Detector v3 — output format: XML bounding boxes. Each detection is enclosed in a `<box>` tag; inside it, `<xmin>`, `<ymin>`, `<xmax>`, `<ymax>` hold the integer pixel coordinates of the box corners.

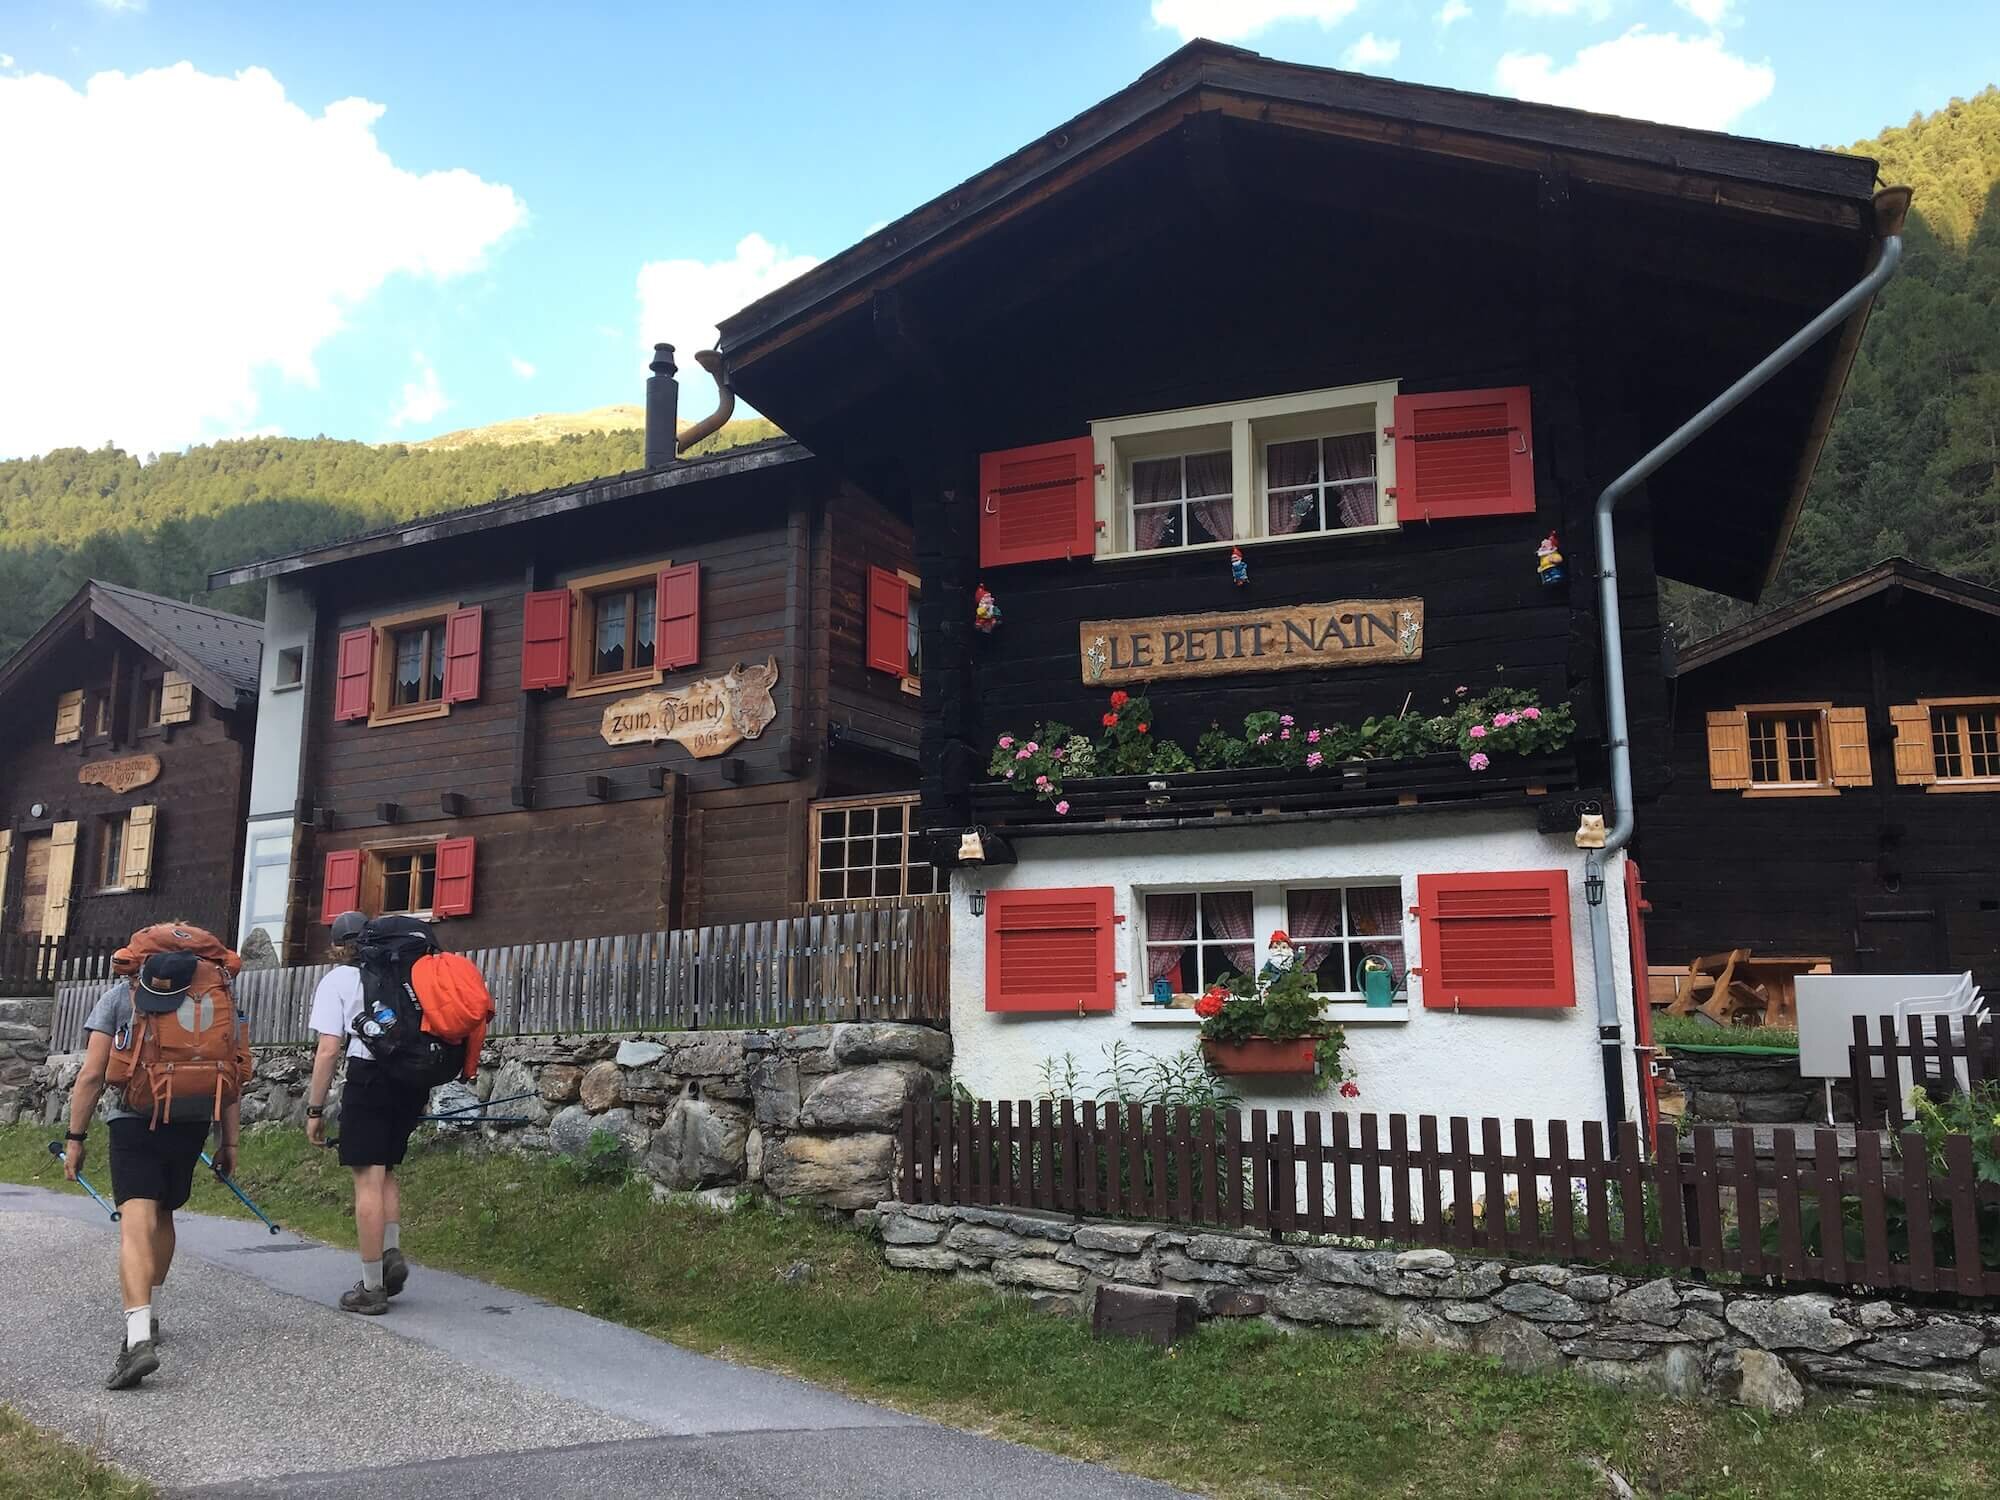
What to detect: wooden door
<box><xmin>1852</xmin><ymin>870</ymin><xmax>1947</xmax><ymax>974</ymax></box>
<box><xmin>18</xmin><ymin>836</ymin><xmax>50</xmax><ymax>943</ymax></box>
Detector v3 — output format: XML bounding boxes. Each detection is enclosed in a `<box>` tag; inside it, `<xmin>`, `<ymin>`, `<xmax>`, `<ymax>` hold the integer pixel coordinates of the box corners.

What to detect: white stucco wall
<box><xmin>236</xmin><ymin>577</ymin><xmax>314</xmax><ymax>948</ymax></box>
<box><xmin>950</xmin><ymin>812</ymin><xmax>1642</xmax><ymax>1142</ymax></box>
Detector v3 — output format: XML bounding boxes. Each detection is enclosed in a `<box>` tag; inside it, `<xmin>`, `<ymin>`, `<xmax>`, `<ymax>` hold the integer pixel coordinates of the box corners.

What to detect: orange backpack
<box><xmin>410</xmin><ymin>952</ymin><xmax>494</xmax><ymax>1080</ymax></box>
<box><xmin>105</xmin><ymin>926</ymin><xmax>251</xmax><ymax>1128</ymax></box>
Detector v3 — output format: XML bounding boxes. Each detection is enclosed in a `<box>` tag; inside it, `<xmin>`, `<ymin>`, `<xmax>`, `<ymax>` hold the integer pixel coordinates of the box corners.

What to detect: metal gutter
<box><xmin>1584</xmin><ymin>185</ymin><xmax>1911</xmax><ymax>1138</ymax></box>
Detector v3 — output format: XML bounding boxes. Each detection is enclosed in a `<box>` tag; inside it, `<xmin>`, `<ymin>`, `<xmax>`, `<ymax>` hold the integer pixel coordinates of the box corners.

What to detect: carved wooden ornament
<box><xmin>77</xmin><ymin>754</ymin><xmax>163</xmax><ymax>794</ymax></box>
<box><xmin>1079</xmin><ymin>599</ymin><xmax>1424</xmax><ymax>685</ymax></box>
<box><xmin>599</xmin><ymin>657</ymin><xmax>780</xmax><ymax>758</ymax></box>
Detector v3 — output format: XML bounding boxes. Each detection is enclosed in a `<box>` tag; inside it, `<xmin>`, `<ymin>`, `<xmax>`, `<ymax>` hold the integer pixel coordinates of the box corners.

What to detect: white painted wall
<box><xmin>236</xmin><ymin>577</ymin><xmax>314</xmax><ymax>948</ymax></box>
<box><xmin>950</xmin><ymin>812</ymin><xmax>1641</xmax><ymax>1143</ymax></box>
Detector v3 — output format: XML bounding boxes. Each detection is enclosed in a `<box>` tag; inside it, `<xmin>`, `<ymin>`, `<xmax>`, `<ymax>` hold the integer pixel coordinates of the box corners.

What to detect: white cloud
<box><xmin>1435</xmin><ymin>1</ymin><xmax>1472</xmax><ymax>26</ymax></box>
<box><xmin>509</xmin><ymin>355</ymin><xmax>536</xmax><ymax>380</ymax></box>
<box><xmin>1675</xmin><ymin>0</ymin><xmax>1734</xmax><ymax>24</ymax></box>
<box><xmin>389</xmin><ymin>354</ymin><xmax>448</xmax><ymax>430</ymax></box>
<box><xmin>636</xmin><ymin>233</ymin><xmax>819</xmax><ymax>405</ymax></box>
<box><xmin>1150</xmin><ymin>0</ymin><xmax>1358</xmax><ymax>43</ymax></box>
<box><xmin>1342</xmin><ymin>33</ymin><xmax>1402</xmax><ymax>69</ymax></box>
<box><xmin>0</xmin><ymin>55</ymin><xmax>15</xmax><ymax>69</ymax></box>
<box><xmin>1506</xmin><ymin>0</ymin><xmax>1612</xmax><ymax>17</ymax></box>
<box><xmin>0</xmin><ymin>63</ymin><xmax>522</xmax><ymax>458</ymax></box>
<box><xmin>1495</xmin><ymin>27</ymin><xmax>1774</xmax><ymax>129</ymax></box>
<box><xmin>93</xmin><ymin>0</ymin><xmax>147</xmax><ymax>11</ymax></box>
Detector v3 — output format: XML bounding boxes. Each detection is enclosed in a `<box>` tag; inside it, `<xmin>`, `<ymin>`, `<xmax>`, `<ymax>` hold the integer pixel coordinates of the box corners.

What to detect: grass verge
<box><xmin>1653</xmin><ymin>1015</ymin><xmax>1800</xmax><ymax>1052</ymax></box>
<box><xmin>3</xmin><ymin>1122</ymin><xmax>1996</xmax><ymax>1499</ymax></box>
<box><xmin>0</xmin><ymin>1405</ymin><xmax>150</xmax><ymax>1500</ymax></box>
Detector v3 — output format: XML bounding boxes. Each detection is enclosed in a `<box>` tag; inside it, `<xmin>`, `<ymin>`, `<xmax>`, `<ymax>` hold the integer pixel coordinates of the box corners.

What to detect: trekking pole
<box><xmin>420</xmin><ymin>1113</ymin><xmax>532</xmax><ymax>1124</ymax></box>
<box><xmin>428</xmin><ymin>1091</ymin><xmax>534</xmax><ymax>1119</ymax></box>
<box><xmin>46</xmin><ymin>1140</ymin><xmax>120</xmax><ymax>1222</ymax></box>
<box><xmin>199</xmin><ymin>1152</ymin><xmax>280</xmax><ymax>1235</ymax></box>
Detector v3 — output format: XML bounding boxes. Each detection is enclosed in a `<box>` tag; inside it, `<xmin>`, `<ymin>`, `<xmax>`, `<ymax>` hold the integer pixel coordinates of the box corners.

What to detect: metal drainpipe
<box><xmin>1586</xmin><ymin>189</ymin><xmax>1909</xmax><ymax>1140</ymax></box>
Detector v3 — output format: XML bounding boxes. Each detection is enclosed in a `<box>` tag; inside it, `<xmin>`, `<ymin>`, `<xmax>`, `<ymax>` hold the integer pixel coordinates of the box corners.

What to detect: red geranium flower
<box><xmin>1194</xmin><ymin>987</ymin><xmax>1227</xmax><ymax>1019</ymax></box>
<box><xmin>1109</xmin><ymin>690</ymin><xmax>1130</xmax><ymax>709</ymax></box>
<box><xmin>1339</xmin><ymin>1081</ymin><xmax>1360</xmax><ymax>1099</ymax></box>
<box><xmin>1136</xmin><ymin>722</ymin><xmax>1149</xmax><ymax>734</ymax></box>
<box><xmin>1101</xmin><ymin>713</ymin><xmax>1118</xmax><ymax>728</ymax></box>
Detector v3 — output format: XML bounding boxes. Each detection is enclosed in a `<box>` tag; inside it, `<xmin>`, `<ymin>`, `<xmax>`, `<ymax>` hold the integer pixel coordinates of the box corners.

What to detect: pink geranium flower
<box><xmin>1280</xmin><ymin>728</ymin><xmax>1292</xmax><ymax>740</ymax></box>
<box><xmin>1492</xmin><ymin>712</ymin><xmax>1514</xmax><ymax>728</ymax></box>
<box><xmin>1468</xmin><ymin>724</ymin><xmax>1487</xmax><ymax>739</ymax></box>
<box><xmin>1256</xmin><ymin>733</ymin><xmax>1271</xmax><ymax>745</ymax></box>
<box><xmin>1279</xmin><ymin>714</ymin><xmax>1295</xmax><ymax>727</ymax></box>
<box><xmin>1468</xmin><ymin>752</ymin><xmax>1490</xmax><ymax>771</ymax></box>
<box><xmin>1307</xmin><ymin>729</ymin><xmax>1321</xmax><ymax>744</ymax></box>
<box><xmin>1004</xmin><ymin>769</ymin><xmax>1015</xmax><ymax>779</ymax></box>
<box><xmin>1024</xmin><ymin>741</ymin><xmax>1038</xmax><ymax>754</ymax></box>
<box><xmin>998</xmin><ymin>734</ymin><xmax>1015</xmax><ymax>749</ymax></box>
<box><xmin>1035</xmin><ymin>775</ymin><xmax>1050</xmax><ymax>787</ymax></box>
<box><xmin>1016</xmin><ymin>747</ymin><xmax>1032</xmax><ymax>760</ymax></box>
<box><xmin>1054</xmin><ymin>800</ymin><xmax>1070</xmax><ymax>815</ymax></box>
<box><xmin>1306</xmin><ymin>752</ymin><xmax>1324</xmax><ymax>769</ymax></box>
<box><xmin>1522</xmin><ymin>706</ymin><xmax>1541</xmax><ymax>721</ymax></box>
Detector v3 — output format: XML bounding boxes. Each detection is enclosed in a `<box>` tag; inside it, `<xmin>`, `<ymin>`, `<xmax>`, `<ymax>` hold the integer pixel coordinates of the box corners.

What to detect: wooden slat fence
<box><xmin>49</xmin><ymin>897</ymin><xmax>949</xmax><ymax>1050</ymax></box>
<box><xmin>0</xmin><ymin>935</ymin><xmax>120</xmax><ymax>998</ymax></box>
<box><xmin>901</xmin><ymin>1101</ymin><xmax>2000</xmax><ymax>1299</ymax></box>
<box><xmin>1849</xmin><ymin>1015</ymin><xmax>1999</xmax><ymax>1131</ymax></box>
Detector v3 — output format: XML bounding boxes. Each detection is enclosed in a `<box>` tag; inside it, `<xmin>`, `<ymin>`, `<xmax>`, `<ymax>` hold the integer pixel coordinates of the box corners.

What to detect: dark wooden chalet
<box><xmin>708</xmin><ymin>41</ymin><xmax>1896</xmax><ymax>1126</ymax></box>
<box><xmin>0</xmin><ymin>581</ymin><xmax>260</xmax><ymax>958</ymax></box>
<box><xmin>211</xmin><ymin>358</ymin><xmax>926</xmax><ymax>962</ymax></box>
<box><xmin>1641</xmin><ymin>560</ymin><xmax>2000</xmax><ymax>990</ymax></box>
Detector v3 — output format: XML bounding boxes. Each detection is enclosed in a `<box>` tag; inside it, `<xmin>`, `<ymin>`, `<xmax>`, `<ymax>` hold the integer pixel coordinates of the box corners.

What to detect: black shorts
<box><xmin>337</xmin><ymin>1058</ymin><xmax>431</xmax><ymax>1169</ymax></box>
<box><xmin>107</xmin><ymin>1117</ymin><xmax>211</xmax><ymax>1210</ymax></box>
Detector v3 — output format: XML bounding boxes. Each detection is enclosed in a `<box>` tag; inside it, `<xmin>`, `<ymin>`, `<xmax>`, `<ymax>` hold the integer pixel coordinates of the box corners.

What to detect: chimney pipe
<box><xmin>644</xmin><ymin>343</ymin><xmax>679</xmax><ymax>469</ymax></box>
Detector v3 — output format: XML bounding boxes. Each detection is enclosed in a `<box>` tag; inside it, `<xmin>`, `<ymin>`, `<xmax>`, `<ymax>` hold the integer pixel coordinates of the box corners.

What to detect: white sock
<box><xmin>125</xmin><ymin>1306</ymin><xmax>152</xmax><ymax>1348</ymax></box>
<box><xmin>361</xmin><ymin>1259</ymin><xmax>384</xmax><ymax>1292</ymax></box>
<box><xmin>382</xmin><ymin>1223</ymin><xmax>400</xmax><ymax>1253</ymax></box>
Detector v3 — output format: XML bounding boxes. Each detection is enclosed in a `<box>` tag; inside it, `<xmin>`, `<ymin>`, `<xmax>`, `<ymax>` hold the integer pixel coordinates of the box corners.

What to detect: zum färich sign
<box><xmin>1079</xmin><ymin>599</ymin><xmax>1423</xmax><ymax>686</ymax></box>
<box><xmin>599</xmin><ymin>658</ymin><xmax>779</xmax><ymax>758</ymax></box>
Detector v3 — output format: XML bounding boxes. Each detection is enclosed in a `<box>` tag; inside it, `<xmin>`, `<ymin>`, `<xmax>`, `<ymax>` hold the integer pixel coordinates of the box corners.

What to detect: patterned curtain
<box><xmin>1202</xmin><ymin>890</ymin><xmax>1257</xmax><ymax>976</ymax></box>
<box><xmin>1284</xmin><ymin>889</ymin><xmax>1344</xmax><ymax>983</ymax></box>
<box><xmin>1346</xmin><ymin>884</ymin><xmax>1407</xmax><ymax>987</ymax></box>
<box><xmin>1265</xmin><ymin>438</ymin><xmax>1319</xmax><ymax>536</ymax></box>
<box><xmin>1132</xmin><ymin>457</ymin><xmax>1180</xmax><ymax>550</ymax></box>
<box><xmin>1185</xmin><ymin>451</ymin><xmax>1235</xmax><ymax>543</ymax></box>
<box><xmin>1144</xmin><ymin>893</ymin><xmax>1196</xmax><ymax>985</ymax></box>
<box><xmin>1326</xmin><ymin>434</ymin><xmax>1378</xmax><ymax>529</ymax></box>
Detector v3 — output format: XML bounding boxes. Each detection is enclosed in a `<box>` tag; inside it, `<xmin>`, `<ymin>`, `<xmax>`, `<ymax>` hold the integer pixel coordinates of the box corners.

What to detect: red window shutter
<box><xmin>978</xmin><ymin>436</ymin><xmax>1096</xmax><ymax>567</ymax></box>
<box><xmin>1393</xmin><ymin>386</ymin><xmax>1535</xmax><ymax>521</ymax></box>
<box><xmin>333</xmin><ymin>628</ymin><xmax>373</xmax><ymax>722</ymax></box>
<box><xmin>866</xmin><ymin>566</ymin><xmax>910</xmax><ymax>676</ymax></box>
<box><xmin>656</xmin><ymin>563</ymin><xmax>700</xmax><ymax>671</ymax></box>
<box><xmin>433</xmin><ymin>837</ymin><xmax>476</xmax><ymax>918</ymax></box>
<box><xmin>442</xmin><ymin>606</ymin><xmax>483</xmax><ymax>703</ymax></box>
<box><xmin>1414</xmin><ymin>869</ymin><xmax>1574</xmax><ymax>1010</ymax></box>
<box><xmin>521</xmin><ymin>589</ymin><xmax>572</xmax><ymax>690</ymax></box>
<box><xmin>984</xmin><ymin>886</ymin><xmax>1117</xmax><ymax>1013</ymax></box>
<box><xmin>321</xmin><ymin>849</ymin><xmax>362</xmax><ymax>922</ymax></box>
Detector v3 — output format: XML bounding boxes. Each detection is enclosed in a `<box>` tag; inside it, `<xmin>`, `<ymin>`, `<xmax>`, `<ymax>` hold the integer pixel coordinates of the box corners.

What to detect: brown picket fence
<box><xmin>0</xmin><ymin>934</ymin><xmax>121</xmax><ymax>998</ymax></box>
<box><xmin>900</xmin><ymin>1100</ymin><xmax>2000</xmax><ymax>1298</ymax></box>
<box><xmin>50</xmin><ymin>898</ymin><xmax>949</xmax><ymax>1050</ymax></box>
<box><xmin>1849</xmin><ymin>1014</ymin><xmax>1999</xmax><ymax>1131</ymax></box>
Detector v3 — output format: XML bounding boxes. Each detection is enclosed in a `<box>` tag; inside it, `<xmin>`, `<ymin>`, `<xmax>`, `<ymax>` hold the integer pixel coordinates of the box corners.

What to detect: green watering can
<box><xmin>1360</xmin><ymin>954</ymin><xmax>1396</xmax><ymax>1008</ymax></box>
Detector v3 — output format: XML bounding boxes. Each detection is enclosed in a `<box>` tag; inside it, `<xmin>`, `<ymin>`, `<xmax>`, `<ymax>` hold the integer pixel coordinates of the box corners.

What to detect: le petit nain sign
<box><xmin>1080</xmin><ymin>599</ymin><xmax>1424</xmax><ymax>685</ymax></box>
<box><xmin>600</xmin><ymin>658</ymin><xmax>780</xmax><ymax>757</ymax></box>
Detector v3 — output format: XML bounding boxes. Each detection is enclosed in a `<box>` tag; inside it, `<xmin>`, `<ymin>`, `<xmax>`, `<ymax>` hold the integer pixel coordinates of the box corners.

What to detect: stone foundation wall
<box><xmin>25</xmin><ymin>1022</ymin><xmax>949</xmax><ymax>1212</ymax></box>
<box><xmin>1661</xmin><ymin>1047</ymin><xmax>1852</xmax><ymax>1124</ymax></box>
<box><xmin>873</xmin><ymin>1200</ymin><xmax>2000</xmax><ymax>1410</ymax></box>
<box><xmin>0</xmin><ymin>997</ymin><xmax>54</xmax><ymax>1125</ymax></box>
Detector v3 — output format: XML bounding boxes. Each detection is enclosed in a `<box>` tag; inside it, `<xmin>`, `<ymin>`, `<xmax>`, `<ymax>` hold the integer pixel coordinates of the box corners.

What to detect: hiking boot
<box><xmin>339</xmin><ymin>1282</ymin><xmax>388</xmax><ymax>1316</ymax></box>
<box><xmin>107</xmin><ymin>1338</ymin><xmax>159</xmax><ymax>1391</ymax></box>
<box><xmin>383</xmin><ymin>1248</ymin><xmax>408</xmax><ymax>1298</ymax></box>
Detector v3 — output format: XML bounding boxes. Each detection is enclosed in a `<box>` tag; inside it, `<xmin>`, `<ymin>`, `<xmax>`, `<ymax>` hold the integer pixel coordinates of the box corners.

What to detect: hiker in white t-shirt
<box><xmin>302</xmin><ymin>911</ymin><xmax>417</xmax><ymax>1312</ymax></box>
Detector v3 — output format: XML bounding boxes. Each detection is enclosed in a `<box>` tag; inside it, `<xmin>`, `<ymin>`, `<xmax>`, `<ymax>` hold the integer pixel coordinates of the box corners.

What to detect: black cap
<box><xmin>135</xmin><ymin>951</ymin><xmax>199</xmax><ymax>1013</ymax></box>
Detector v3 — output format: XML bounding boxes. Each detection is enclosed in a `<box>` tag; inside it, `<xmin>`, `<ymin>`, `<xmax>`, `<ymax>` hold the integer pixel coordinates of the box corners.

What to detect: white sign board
<box><xmin>1795</xmin><ymin>973</ymin><xmax>1976</xmax><ymax>1080</ymax></box>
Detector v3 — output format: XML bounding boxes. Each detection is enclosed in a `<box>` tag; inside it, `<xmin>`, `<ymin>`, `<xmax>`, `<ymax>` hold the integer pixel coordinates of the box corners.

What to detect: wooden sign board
<box><xmin>600</xmin><ymin>657</ymin><xmax>779</xmax><ymax>758</ymax></box>
<box><xmin>1080</xmin><ymin>599</ymin><xmax>1423</xmax><ymax>685</ymax></box>
<box><xmin>77</xmin><ymin>753</ymin><xmax>162</xmax><ymax>794</ymax></box>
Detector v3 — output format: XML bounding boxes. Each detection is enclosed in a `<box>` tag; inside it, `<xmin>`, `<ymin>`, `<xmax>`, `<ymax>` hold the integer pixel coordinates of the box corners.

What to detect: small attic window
<box><xmin>275</xmin><ymin>645</ymin><xmax>304</xmax><ymax>691</ymax></box>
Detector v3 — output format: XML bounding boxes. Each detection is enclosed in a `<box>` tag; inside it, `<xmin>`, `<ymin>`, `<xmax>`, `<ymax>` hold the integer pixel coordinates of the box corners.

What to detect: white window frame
<box><xmin>1131</xmin><ymin>879</ymin><xmax>1410</xmax><ymax>1014</ymax></box>
<box><xmin>1090</xmin><ymin>380</ymin><xmax>1400</xmax><ymax>561</ymax></box>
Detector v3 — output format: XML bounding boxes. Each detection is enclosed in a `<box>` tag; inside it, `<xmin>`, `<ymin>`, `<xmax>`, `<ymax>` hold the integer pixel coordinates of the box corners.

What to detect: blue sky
<box><xmin>0</xmin><ymin>0</ymin><xmax>1992</xmax><ymax>459</ymax></box>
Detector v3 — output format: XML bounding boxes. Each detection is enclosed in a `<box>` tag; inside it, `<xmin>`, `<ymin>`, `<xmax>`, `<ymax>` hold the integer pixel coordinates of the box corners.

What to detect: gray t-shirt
<box><xmin>84</xmin><ymin>982</ymin><xmax>229</xmax><ymax>1127</ymax></box>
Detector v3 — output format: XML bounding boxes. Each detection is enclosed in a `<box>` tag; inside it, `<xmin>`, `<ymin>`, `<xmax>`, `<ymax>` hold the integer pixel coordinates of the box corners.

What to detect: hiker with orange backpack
<box><xmin>63</xmin><ymin>923</ymin><xmax>251</xmax><ymax>1391</ymax></box>
<box><xmin>304</xmin><ymin>911</ymin><xmax>492</xmax><ymax>1315</ymax></box>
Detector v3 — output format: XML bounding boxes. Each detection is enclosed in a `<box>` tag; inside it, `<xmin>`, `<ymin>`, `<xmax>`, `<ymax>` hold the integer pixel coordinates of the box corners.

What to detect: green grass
<box><xmin>4</xmin><ymin>1123</ymin><xmax>1995</xmax><ymax>1499</ymax></box>
<box><xmin>1653</xmin><ymin>1015</ymin><xmax>1800</xmax><ymax>1052</ymax></box>
<box><xmin>0</xmin><ymin>1406</ymin><xmax>150</xmax><ymax>1500</ymax></box>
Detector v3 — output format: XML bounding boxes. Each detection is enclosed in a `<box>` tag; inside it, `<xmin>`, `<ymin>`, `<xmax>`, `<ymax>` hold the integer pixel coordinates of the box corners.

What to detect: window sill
<box><xmin>567</xmin><ymin>670</ymin><xmax>664</xmax><ymax>701</ymax></box>
<box><xmin>1094</xmin><ymin>525</ymin><xmax>1397</xmax><ymax>565</ymax></box>
<box><xmin>366</xmin><ymin>702</ymin><xmax>450</xmax><ymax>729</ymax></box>
<box><xmin>1741</xmin><ymin>785</ymin><xmax>1840</xmax><ymax>798</ymax></box>
<box><xmin>1926</xmin><ymin>780</ymin><xmax>2000</xmax><ymax>794</ymax></box>
<box><xmin>1128</xmin><ymin>1005</ymin><xmax>1411</xmax><ymax>1026</ymax></box>
<box><xmin>270</xmin><ymin>681</ymin><xmax>304</xmax><ymax>695</ymax></box>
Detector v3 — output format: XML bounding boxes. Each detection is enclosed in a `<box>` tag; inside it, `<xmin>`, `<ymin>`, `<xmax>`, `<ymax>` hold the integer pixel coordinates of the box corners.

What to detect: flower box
<box><xmin>1201</xmin><ymin>1037</ymin><xmax>1318</xmax><ymax>1075</ymax></box>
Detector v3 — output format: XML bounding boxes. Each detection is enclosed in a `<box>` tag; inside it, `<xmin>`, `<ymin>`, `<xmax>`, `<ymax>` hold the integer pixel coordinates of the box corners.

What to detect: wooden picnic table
<box><xmin>1729</xmin><ymin>955</ymin><xmax>1831</xmax><ymax>1027</ymax></box>
<box><xmin>1665</xmin><ymin>950</ymin><xmax>1830</xmax><ymax>1027</ymax></box>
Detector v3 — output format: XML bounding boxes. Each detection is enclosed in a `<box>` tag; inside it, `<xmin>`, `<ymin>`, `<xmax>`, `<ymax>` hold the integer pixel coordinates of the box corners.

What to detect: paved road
<box><xmin>0</xmin><ymin>1185</ymin><xmax>1187</xmax><ymax>1499</ymax></box>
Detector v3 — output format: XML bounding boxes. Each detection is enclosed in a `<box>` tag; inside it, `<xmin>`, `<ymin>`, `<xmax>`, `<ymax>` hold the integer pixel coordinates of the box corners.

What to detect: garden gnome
<box><xmin>1536</xmin><ymin>533</ymin><xmax>1565</xmax><ymax>585</ymax></box>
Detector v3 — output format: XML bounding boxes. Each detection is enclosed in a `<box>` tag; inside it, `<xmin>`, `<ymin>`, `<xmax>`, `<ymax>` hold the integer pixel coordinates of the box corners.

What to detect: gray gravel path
<box><xmin>0</xmin><ymin>1185</ymin><xmax>1189</xmax><ymax>1499</ymax></box>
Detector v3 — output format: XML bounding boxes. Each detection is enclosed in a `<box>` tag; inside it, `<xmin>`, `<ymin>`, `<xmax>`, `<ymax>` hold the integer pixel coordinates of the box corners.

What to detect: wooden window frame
<box><xmin>1739</xmin><ymin>702</ymin><xmax>1838</xmax><ymax>798</ymax></box>
<box><xmin>366</xmin><ymin>604</ymin><xmax>457</xmax><ymax>727</ymax></box>
<box><xmin>895</xmin><ymin>569</ymin><xmax>922</xmax><ymax>696</ymax></box>
<box><xmin>94</xmin><ymin>811</ymin><xmax>129</xmax><ymax>892</ymax></box>
<box><xmin>566</xmin><ymin>561</ymin><xmax>671</xmax><ymax>700</ymax></box>
<box><xmin>1091</xmin><ymin>380</ymin><xmax>1400</xmax><ymax>561</ymax></box>
<box><xmin>1136</xmin><ymin>881</ymin><xmax>1409</xmax><ymax>1009</ymax></box>
<box><xmin>140</xmin><ymin>677</ymin><xmax>165</xmax><ymax>730</ymax></box>
<box><xmin>359</xmin><ymin>836</ymin><xmax>444</xmax><ymax>918</ymax></box>
<box><xmin>87</xmin><ymin>690</ymin><xmax>114</xmax><ymax>742</ymax></box>
<box><xmin>809</xmin><ymin>794</ymin><xmax>940</xmax><ymax>904</ymax></box>
<box><xmin>1921</xmin><ymin>696</ymin><xmax>2000</xmax><ymax>793</ymax></box>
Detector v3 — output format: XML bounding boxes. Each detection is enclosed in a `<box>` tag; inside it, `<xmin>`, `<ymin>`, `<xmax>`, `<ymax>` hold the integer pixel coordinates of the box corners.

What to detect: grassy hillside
<box><xmin>414</xmin><ymin>407</ymin><xmax>781</xmax><ymax>452</ymax></box>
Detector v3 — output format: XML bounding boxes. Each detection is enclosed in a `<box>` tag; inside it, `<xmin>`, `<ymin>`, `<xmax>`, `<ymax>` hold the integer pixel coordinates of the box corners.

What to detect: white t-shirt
<box><xmin>308</xmin><ymin>966</ymin><xmax>371</xmax><ymax>1061</ymax></box>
